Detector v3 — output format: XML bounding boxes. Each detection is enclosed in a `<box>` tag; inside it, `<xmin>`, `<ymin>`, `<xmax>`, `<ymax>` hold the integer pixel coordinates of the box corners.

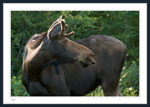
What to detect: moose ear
<box><xmin>47</xmin><ymin>21</ymin><xmax>62</xmax><ymax>40</ymax></box>
<box><xmin>49</xmin><ymin>15</ymin><xmax>63</xmax><ymax>29</ymax></box>
<box><xmin>47</xmin><ymin>15</ymin><xmax>67</xmax><ymax>39</ymax></box>
<box><xmin>47</xmin><ymin>15</ymin><xmax>63</xmax><ymax>40</ymax></box>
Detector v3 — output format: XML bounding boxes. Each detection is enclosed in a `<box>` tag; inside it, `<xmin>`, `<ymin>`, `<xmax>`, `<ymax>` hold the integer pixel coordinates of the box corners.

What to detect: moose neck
<box><xmin>25</xmin><ymin>41</ymin><xmax>53</xmax><ymax>74</ymax></box>
<box><xmin>43</xmin><ymin>60</ymin><xmax>60</xmax><ymax>75</ymax></box>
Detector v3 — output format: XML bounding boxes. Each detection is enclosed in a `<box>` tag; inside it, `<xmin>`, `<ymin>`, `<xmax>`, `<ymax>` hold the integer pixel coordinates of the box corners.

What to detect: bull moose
<box><xmin>22</xmin><ymin>15</ymin><xmax>126</xmax><ymax>96</ymax></box>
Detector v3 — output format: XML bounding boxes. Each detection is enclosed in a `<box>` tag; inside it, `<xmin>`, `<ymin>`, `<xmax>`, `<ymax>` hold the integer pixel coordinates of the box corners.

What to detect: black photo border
<box><xmin>0</xmin><ymin>0</ymin><xmax>149</xmax><ymax>107</ymax></box>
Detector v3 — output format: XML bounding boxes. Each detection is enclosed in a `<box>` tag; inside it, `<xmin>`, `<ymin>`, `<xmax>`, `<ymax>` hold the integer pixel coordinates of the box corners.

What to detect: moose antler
<box><xmin>48</xmin><ymin>15</ymin><xmax>75</xmax><ymax>39</ymax></box>
<box><xmin>64</xmin><ymin>31</ymin><xmax>75</xmax><ymax>37</ymax></box>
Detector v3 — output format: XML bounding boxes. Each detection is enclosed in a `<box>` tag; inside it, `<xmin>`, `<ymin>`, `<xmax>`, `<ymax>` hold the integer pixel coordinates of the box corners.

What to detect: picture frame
<box><xmin>0</xmin><ymin>0</ymin><xmax>149</xmax><ymax>106</ymax></box>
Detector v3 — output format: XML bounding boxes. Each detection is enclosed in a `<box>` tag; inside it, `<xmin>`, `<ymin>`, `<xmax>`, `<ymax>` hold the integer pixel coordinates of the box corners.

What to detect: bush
<box><xmin>120</xmin><ymin>61</ymin><xmax>139</xmax><ymax>96</ymax></box>
<box><xmin>11</xmin><ymin>73</ymin><xmax>29</xmax><ymax>96</ymax></box>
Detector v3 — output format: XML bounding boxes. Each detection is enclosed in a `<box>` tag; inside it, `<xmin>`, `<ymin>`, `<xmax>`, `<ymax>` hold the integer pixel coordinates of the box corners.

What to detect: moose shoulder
<box><xmin>22</xmin><ymin>16</ymin><xmax>126</xmax><ymax>96</ymax></box>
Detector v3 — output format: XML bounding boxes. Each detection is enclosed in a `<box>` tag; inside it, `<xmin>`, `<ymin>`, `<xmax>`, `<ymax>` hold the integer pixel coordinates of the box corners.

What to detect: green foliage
<box><xmin>11</xmin><ymin>11</ymin><xmax>139</xmax><ymax>96</ymax></box>
<box><xmin>120</xmin><ymin>61</ymin><xmax>139</xmax><ymax>96</ymax></box>
<box><xmin>11</xmin><ymin>72</ymin><xmax>29</xmax><ymax>96</ymax></box>
<box><xmin>121</xmin><ymin>87</ymin><xmax>138</xmax><ymax>96</ymax></box>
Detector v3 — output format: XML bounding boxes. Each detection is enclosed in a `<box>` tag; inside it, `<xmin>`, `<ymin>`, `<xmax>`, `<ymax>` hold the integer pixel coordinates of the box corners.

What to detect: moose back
<box><xmin>22</xmin><ymin>16</ymin><xmax>126</xmax><ymax>96</ymax></box>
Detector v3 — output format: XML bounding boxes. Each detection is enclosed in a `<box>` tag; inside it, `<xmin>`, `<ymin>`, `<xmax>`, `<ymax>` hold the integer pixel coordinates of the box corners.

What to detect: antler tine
<box><xmin>64</xmin><ymin>31</ymin><xmax>75</xmax><ymax>37</ymax></box>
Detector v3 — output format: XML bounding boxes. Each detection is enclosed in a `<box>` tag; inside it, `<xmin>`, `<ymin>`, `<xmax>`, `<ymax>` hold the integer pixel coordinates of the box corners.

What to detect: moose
<box><xmin>22</xmin><ymin>16</ymin><xmax>126</xmax><ymax>96</ymax></box>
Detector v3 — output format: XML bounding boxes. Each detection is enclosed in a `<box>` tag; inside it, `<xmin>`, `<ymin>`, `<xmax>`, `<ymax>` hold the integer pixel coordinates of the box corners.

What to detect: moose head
<box><xmin>25</xmin><ymin>15</ymin><xmax>96</xmax><ymax>73</ymax></box>
<box><xmin>46</xmin><ymin>15</ymin><xmax>96</xmax><ymax>66</ymax></box>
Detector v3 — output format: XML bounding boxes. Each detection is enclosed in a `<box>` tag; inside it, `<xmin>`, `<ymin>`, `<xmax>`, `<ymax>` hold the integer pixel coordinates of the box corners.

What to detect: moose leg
<box><xmin>101</xmin><ymin>79</ymin><xmax>121</xmax><ymax>96</ymax></box>
<box><xmin>29</xmin><ymin>81</ymin><xmax>49</xmax><ymax>96</ymax></box>
<box><xmin>102</xmin><ymin>85</ymin><xmax>121</xmax><ymax>96</ymax></box>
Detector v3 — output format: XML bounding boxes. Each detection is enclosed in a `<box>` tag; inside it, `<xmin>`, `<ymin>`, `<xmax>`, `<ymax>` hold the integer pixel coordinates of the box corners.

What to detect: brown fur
<box><xmin>28</xmin><ymin>32</ymin><xmax>47</xmax><ymax>49</ymax></box>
